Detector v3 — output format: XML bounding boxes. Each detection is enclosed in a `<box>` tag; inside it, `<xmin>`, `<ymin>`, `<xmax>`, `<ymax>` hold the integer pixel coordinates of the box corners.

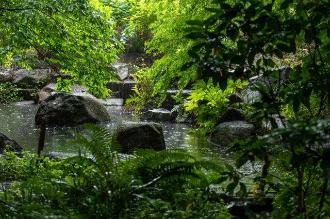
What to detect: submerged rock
<box><xmin>113</xmin><ymin>123</ymin><xmax>166</xmax><ymax>153</ymax></box>
<box><xmin>210</xmin><ymin>121</ymin><xmax>255</xmax><ymax>146</ymax></box>
<box><xmin>0</xmin><ymin>133</ymin><xmax>22</xmax><ymax>154</ymax></box>
<box><xmin>35</xmin><ymin>93</ymin><xmax>111</xmax><ymax>126</ymax></box>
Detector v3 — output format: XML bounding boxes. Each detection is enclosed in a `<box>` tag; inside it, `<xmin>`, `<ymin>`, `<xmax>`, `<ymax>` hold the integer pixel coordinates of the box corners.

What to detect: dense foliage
<box><xmin>0</xmin><ymin>0</ymin><xmax>329</xmax><ymax>218</ymax></box>
<box><xmin>0</xmin><ymin>0</ymin><xmax>122</xmax><ymax>98</ymax></box>
<box><xmin>181</xmin><ymin>0</ymin><xmax>330</xmax><ymax>218</ymax></box>
<box><xmin>126</xmin><ymin>0</ymin><xmax>215</xmax><ymax>108</ymax></box>
<box><xmin>127</xmin><ymin>0</ymin><xmax>330</xmax><ymax>218</ymax></box>
<box><xmin>0</xmin><ymin>125</ymin><xmax>230</xmax><ymax>218</ymax></box>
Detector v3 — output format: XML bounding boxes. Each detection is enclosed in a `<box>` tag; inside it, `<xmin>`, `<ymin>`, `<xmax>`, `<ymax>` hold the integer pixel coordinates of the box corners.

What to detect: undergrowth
<box><xmin>0</xmin><ymin>124</ymin><xmax>230</xmax><ymax>218</ymax></box>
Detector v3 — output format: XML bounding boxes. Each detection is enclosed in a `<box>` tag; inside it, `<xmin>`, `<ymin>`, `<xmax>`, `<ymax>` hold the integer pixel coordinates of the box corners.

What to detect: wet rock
<box><xmin>12</xmin><ymin>69</ymin><xmax>54</xmax><ymax>89</ymax></box>
<box><xmin>142</xmin><ymin>109</ymin><xmax>174</xmax><ymax>122</ymax></box>
<box><xmin>241</xmin><ymin>88</ymin><xmax>261</xmax><ymax>104</ymax></box>
<box><xmin>218</xmin><ymin>108</ymin><xmax>245</xmax><ymax>123</ymax></box>
<box><xmin>35</xmin><ymin>93</ymin><xmax>111</xmax><ymax>126</ymax></box>
<box><xmin>0</xmin><ymin>133</ymin><xmax>22</xmax><ymax>154</ymax></box>
<box><xmin>210</xmin><ymin>121</ymin><xmax>255</xmax><ymax>146</ymax></box>
<box><xmin>36</xmin><ymin>83</ymin><xmax>56</xmax><ymax>103</ymax></box>
<box><xmin>113</xmin><ymin>123</ymin><xmax>166</xmax><ymax>153</ymax></box>
<box><xmin>107</xmin><ymin>80</ymin><xmax>136</xmax><ymax>100</ymax></box>
<box><xmin>262</xmin><ymin>114</ymin><xmax>286</xmax><ymax>130</ymax></box>
<box><xmin>0</xmin><ymin>70</ymin><xmax>13</xmax><ymax>82</ymax></box>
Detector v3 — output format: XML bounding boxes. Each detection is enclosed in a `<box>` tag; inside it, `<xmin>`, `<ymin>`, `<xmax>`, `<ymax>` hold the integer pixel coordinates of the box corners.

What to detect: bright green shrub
<box><xmin>184</xmin><ymin>79</ymin><xmax>247</xmax><ymax>129</ymax></box>
<box><xmin>0</xmin><ymin>0</ymin><xmax>121</xmax><ymax>98</ymax></box>
<box><xmin>127</xmin><ymin>0</ymin><xmax>215</xmax><ymax>107</ymax></box>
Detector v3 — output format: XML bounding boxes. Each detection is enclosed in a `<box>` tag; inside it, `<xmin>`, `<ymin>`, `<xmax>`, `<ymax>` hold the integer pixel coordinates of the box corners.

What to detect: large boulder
<box><xmin>0</xmin><ymin>133</ymin><xmax>22</xmax><ymax>154</ymax></box>
<box><xmin>35</xmin><ymin>93</ymin><xmax>111</xmax><ymax>126</ymax></box>
<box><xmin>113</xmin><ymin>123</ymin><xmax>166</xmax><ymax>153</ymax></box>
<box><xmin>210</xmin><ymin>121</ymin><xmax>255</xmax><ymax>146</ymax></box>
<box><xmin>12</xmin><ymin>69</ymin><xmax>53</xmax><ymax>89</ymax></box>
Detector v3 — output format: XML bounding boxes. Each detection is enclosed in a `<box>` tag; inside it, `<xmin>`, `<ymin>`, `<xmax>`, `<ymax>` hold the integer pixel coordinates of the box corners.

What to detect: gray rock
<box><xmin>35</xmin><ymin>93</ymin><xmax>111</xmax><ymax>126</ymax></box>
<box><xmin>36</xmin><ymin>83</ymin><xmax>56</xmax><ymax>103</ymax></box>
<box><xmin>0</xmin><ymin>133</ymin><xmax>22</xmax><ymax>154</ymax></box>
<box><xmin>241</xmin><ymin>68</ymin><xmax>290</xmax><ymax>104</ymax></box>
<box><xmin>262</xmin><ymin>114</ymin><xmax>286</xmax><ymax>130</ymax></box>
<box><xmin>113</xmin><ymin>123</ymin><xmax>166</xmax><ymax>153</ymax></box>
<box><xmin>218</xmin><ymin>108</ymin><xmax>245</xmax><ymax>123</ymax></box>
<box><xmin>112</xmin><ymin>62</ymin><xmax>130</xmax><ymax>81</ymax></box>
<box><xmin>12</xmin><ymin>69</ymin><xmax>53</xmax><ymax>89</ymax></box>
<box><xmin>36</xmin><ymin>90</ymin><xmax>52</xmax><ymax>103</ymax></box>
<box><xmin>210</xmin><ymin>121</ymin><xmax>255</xmax><ymax>146</ymax></box>
<box><xmin>0</xmin><ymin>70</ymin><xmax>13</xmax><ymax>83</ymax></box>
<box><xmin>142</xmin><ymin>109</ymin><xmax>174</xmax><ymax>122</ymax></box>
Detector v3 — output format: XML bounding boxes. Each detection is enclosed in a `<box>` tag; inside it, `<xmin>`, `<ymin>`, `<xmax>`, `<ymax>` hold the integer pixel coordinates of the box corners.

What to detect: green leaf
<box><xmin>185</xmin><ymin>32</ymin><xmax>206</xmax><ymax>40</ymax></box>
<box><xmin>186</xmin><ymin>20</ymin><xmax>204</xmax><ymax>26</ymax></box>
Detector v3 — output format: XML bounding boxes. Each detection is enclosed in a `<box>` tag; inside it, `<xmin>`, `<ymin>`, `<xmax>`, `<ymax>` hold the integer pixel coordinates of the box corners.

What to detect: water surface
<box><xmin>0</xmin><ymin>101</ymin><xmax>211</xmax><ymax>155</ymax></box>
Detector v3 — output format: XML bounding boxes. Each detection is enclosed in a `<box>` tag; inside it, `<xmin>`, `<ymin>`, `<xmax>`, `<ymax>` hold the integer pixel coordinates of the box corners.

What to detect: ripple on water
<box><xmin>0</xmin><ymin>102</ymin><xmax>260</xmax><ymax>176</ymax></box>
<box><xmin>0</xmin><ymin>103</ymin><xmax>207</xmax><ymax>155</ymax></box>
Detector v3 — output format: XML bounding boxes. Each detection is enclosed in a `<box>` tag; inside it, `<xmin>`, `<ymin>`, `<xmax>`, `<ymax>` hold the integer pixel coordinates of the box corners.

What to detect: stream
<box><xmin>0</xmin><ymin>101</ymin><xmax>215</xmax><ymax>157</ymax></box>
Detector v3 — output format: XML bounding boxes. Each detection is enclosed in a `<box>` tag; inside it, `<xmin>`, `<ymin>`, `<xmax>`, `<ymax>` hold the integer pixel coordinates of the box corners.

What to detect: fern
<box><xmin>0</xmin><ymin>124</ymin><xmax>230</xmax><ymax>218</ymax></box>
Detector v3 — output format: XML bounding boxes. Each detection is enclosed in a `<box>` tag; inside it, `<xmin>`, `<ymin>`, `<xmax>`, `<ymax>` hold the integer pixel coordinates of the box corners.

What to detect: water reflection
<box><xmin>0</xmin><ymin>101</ymin><xmax>262</xmax><ymax>176</ymax></box>
<box><xmin>0</xmin><ymin>101</ymin><xmax>210</xmax><ymax>155</ymax></box>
